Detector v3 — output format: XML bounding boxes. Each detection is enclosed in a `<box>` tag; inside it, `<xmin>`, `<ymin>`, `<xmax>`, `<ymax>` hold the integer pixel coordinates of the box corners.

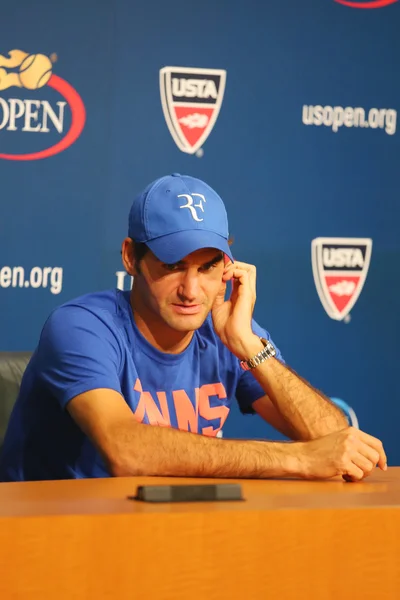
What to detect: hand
<box><xmin>299</xmin><ymin>427</ymin><xmax>387</xmax><ymax>481</ymax></box>
<box><xmin>211</xmin><ymin>259</ymin><xmax>260</xmax><ymax>358</ymax></box>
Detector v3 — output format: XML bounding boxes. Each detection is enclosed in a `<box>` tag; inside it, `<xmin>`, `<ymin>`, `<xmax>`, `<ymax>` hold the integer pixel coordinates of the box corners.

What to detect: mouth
<box><xmin>171</xmin><ymin>304</ymin><xmax>202</xmax><ymax>315</ymax></box>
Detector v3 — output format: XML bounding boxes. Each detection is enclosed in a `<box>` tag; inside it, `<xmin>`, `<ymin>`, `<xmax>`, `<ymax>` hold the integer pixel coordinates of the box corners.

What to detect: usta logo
<box><xmin>160</xmin><ymin>66</ymin><xmax>226</xmax><ymax>154</ymax></box>
<box><xmin>322</xmin><ymin>248</ymin><xmax>364</xmax><ymax>268</ymax></box>
<box><xmin>311</xmin><ymin>237</ymin><xmax>372</xmax><ymax>321</ymax></box>
<box><xmin>172</xmin><ymin>78</ymin><xmax>218</xmax><ymax>99</ymax></box>
<box><xmin>335</xmin><ymin>0</ymin><xmax>398</xmax><ymax>8</ymax></box>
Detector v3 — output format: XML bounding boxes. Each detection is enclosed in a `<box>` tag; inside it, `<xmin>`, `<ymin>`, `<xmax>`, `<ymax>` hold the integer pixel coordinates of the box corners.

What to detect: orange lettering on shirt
<box><xmin>173</xmin><ymin>388</ymin><xmax>199</xmax><ymax>433</ymax></box>
<box><xmin>199</xmin><ymin>383</ymin><xmax>230</xmax><ymax>437</ymax></box>
<box><xmin>133</xmin><ymin>378</ymin><xmax>171</xmax><ymax>426</ymax></box>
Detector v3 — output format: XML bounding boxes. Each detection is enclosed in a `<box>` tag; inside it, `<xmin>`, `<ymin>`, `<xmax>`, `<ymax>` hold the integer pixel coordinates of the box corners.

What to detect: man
<box><xmin>0</xmin><ymin>173</ymin><xmax>386</xmax><ymax>482</ymax></box>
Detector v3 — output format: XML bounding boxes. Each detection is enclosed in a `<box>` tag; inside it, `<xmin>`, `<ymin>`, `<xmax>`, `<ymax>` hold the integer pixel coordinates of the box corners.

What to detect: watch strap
<box><xmin>240</xmin><ymin>337</ymin><xmax>276</xmax><ymax>371</ymax></box>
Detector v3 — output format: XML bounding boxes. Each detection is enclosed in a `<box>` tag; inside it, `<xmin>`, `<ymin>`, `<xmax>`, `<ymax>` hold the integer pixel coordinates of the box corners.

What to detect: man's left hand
<box><xmin>211</xmin><ymin>260</ymin><xmax>261</xmax><ymax>359</ymax></box>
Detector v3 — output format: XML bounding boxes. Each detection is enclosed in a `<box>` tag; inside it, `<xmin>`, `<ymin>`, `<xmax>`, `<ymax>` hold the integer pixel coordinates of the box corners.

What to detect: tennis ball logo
<box><xmin>18</xmin><ymin>54</ymin><xmax>53</xmax><ymax>90</ymax></box>
<box><xmin>0</xmin><ymin>48</ymin><xmax>86</xmax><ymax>161</ymax></box>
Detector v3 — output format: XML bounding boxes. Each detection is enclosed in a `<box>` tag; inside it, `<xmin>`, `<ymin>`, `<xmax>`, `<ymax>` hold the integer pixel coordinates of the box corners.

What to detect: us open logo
<box><xmin>160</xmin><ymin>66</ymin><xmax>226</xmax><ymax>156</ymax></box>
<box><xmin>311</xmin><ymin>237</ymin><xmax>372</xmax><ymax>321</ymax></box>
<box><xmin>0</xmin><ymin>49</ymin><xmax>86</xmax><ymax>161</ymax></box>
<box><xmin>334</xmin><ymin>0</ymin><xmax>397</xmax><ymax>8</ymax></box>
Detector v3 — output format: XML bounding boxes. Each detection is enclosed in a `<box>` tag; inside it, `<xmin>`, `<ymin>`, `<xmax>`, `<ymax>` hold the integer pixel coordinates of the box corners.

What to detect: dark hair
<box><xmin>131</xmin><ymin>239</ymin><xmax>149</xmax><ymax>263</ymax></box>
<box><xmin>128</xmin><ymin>239</ymin><xmax>149</xmax><ymax>275</ymax></box>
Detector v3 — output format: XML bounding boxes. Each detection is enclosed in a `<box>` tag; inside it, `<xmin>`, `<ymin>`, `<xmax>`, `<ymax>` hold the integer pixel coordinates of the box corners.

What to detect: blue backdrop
<box><xmin>1</xmin><ymin>0</ymin><xmax>399</xmax><ymax>462</ymax></box>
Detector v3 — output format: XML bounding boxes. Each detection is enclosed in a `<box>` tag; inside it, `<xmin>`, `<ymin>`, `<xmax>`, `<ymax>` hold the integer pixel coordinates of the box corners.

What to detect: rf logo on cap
<box><xmin>178</xmin><ymin>193</ymin><xmax>206</xmax><ymax>222</ymax></box>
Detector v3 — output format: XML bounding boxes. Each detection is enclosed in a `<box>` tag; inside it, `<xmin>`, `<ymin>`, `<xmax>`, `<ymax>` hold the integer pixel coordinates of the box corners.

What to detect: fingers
<box><xmin>223</xmin><ymin>261</ymin><xmax>256</xmax><ymax>279</ymax></box>
<box><xmin>223</xmin><ymin>261</ymin><xmax>257</xmax><ymax>299</ymax></box>
<box><xmin>342</xmin><ymin>463</ymin><xmax>365</xmax><ymax>482</ymax></box>
<box><xmin>341</xmin><ymin>428</ymin><xmax>387</xmax><ymax>481</ymax></box>
<box><xmin>351</xmin><ymin>452</ymin><xmax>375</xmax><ymax>478</ymax></box>
<box><xmin>356</xmin><ymin>429</ymin><xmax>387</xmax><ymax>470</ymax></box>
<box><xmin>305</xmin><ymin>426</ymin><xmax>386</xmax><ymax>482</ymax></box>
<box><xmin>343</xmin><ymin>455</ymin><xmax>374</xmax><ymax>482</ymax></box>
<box><xmin>342</xmin><ymin>452</ymin><xmax>374</xmax><ymax>482</ymax></box>
<box><xmin>230</xmin><ymin>269</ymin><xmax>255</xmax><ymax>307</ymax></box>
<box><xmin>357</xmin><ymin>440</ymin><xmax>381</xmax><ymax>469</ymax></box>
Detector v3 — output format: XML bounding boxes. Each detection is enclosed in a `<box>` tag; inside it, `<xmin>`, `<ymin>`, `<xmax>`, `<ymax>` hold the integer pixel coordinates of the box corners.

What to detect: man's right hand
<box><xmin>298</xmin><ymin>427</ymin><xmax>387</xmax><ymax>481</ymax></box>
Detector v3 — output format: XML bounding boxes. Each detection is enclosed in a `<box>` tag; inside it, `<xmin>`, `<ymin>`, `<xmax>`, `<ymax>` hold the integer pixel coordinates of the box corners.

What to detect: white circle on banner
<box><xmin>196</xmin><ymin>148</ymin><xmax>204</xmax><ymax>158</ymax></box>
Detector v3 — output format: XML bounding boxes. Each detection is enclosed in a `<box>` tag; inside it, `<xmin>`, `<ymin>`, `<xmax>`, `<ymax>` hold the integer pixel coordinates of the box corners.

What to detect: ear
<box><xmin>121</xmin><ymin>238</ymin><xmax>139</xmax><ymax>276</ymax></box>
<box><xmin>224</xmin><ymin>253</ymin><xmax>233</xmax><ymax>267</ymax></box>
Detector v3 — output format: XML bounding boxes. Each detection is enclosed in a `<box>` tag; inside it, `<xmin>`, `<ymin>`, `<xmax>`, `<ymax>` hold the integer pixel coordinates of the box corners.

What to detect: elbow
<box><xmin>108</xmin><ymin>460</ymin><xmax>131</xmax><ymax>477</ymax></box>
<box><xmin>102</xmin><ymin>420</ymin><xmax>150</xmax><ymax>477</ymax></box>
<box><xmin>107</xmin><ymin>458</ymin><xmax>146</xmax><ymax>477</ymax></box>
<box><xmin>106</xmin><ymin>451</ymin><xmax>148</xmax><ymax>478</ymax></box>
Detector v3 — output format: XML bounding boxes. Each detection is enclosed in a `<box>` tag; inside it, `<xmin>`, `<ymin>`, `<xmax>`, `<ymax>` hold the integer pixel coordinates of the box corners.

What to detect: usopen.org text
<box><xmin>0</xmin><ymin>266</ymin><xmax>63</xmax><ymax>294</ymax></box>
<box><xmin>302</xmin><ymin>105</ymin><xmax>397</xmax><ymax>135</ymax></box>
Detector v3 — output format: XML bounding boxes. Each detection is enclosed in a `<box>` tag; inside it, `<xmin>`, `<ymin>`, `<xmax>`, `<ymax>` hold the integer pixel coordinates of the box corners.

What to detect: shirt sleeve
<box><xmin>235</xmin><ymin>319</ymin><xmax>285</xmax><ymax>414</ymax></box>
<box><xmin>36</xmin><ymin>304</ymin><xmax>123</xmax><ymax>409</ymax></box>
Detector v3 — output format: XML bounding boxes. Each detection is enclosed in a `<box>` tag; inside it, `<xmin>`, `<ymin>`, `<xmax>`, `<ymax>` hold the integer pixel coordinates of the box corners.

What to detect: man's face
<box><xmin>133</xmin><ymin>247</ymin><xmax>225</xmax><ymax>332</ymax></box>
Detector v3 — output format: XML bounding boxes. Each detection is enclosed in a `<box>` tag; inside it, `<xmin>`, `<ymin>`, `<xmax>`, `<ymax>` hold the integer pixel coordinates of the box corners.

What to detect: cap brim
<box><xmin>146</xmin><ymin>230</ymin><xmax>234</xmax><ymax>263</ymax></box>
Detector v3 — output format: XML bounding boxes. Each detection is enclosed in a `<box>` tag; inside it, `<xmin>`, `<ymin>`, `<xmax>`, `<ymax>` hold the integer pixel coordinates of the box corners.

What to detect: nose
<box><xmin>178</xmin><ymin>268</ymin><xmax>200</xmax><ymax>302</ymax></box>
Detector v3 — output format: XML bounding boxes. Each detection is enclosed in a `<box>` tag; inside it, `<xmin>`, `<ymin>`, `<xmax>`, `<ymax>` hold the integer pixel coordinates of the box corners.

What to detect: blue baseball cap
<box><xmin>128</xmin><ymin>173</ymin><xmax>233</xmax><ymax>263</ymax></box>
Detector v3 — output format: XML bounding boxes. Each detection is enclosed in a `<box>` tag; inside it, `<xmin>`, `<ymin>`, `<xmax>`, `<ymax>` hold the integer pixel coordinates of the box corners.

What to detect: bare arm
<box><xmin>247</xmin><ymin>342</ymin><xmax>348</xmax><ymax>441</ymax></box>
<box><xmin>212</xmin><ymin>260</ymin><xmax>347</xmax><ymax>441</ymax></box>
<box><xmin>67</xmin><ymin>388</ymin><xmax>386</xmax><ymax>481</ymax></box>
<box><xmin>67</xmin><ymin>388</ymin><xmax>302</xmax><ymax>478</ymax></box>
<box><xmin>251</xmin><ymin>394</ymin><xmax>299</xmax><ymax>440</ymax></box>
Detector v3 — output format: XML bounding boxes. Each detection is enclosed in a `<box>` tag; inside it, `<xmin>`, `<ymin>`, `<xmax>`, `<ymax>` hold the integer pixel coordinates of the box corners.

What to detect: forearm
<box><xmin>242</xmin><ymin>338</ymin><xmax>347</xmax><ymax>440</ymax></box>
<box><xmin>255</xmin><ymin>360</ymin><xmax>346</xmax><ymax>439</ymax></box>
<box><xmin>106</xmin><ymin>420</ymin><xmax>303</xmax><ymax>479</ymax></box>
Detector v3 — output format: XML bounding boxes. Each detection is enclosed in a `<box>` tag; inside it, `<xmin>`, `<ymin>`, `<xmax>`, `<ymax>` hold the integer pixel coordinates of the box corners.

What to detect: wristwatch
<box><xmin>240</xmin><ymin>337</ymin><xmax>276</xmax><ymax>371</ymax></box>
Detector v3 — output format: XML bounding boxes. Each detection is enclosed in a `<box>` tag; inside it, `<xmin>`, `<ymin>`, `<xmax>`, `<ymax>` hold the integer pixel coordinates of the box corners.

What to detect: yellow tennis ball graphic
<box><xmin>18</xmin><ymin>54</ymin><xmax>53</xmax><ymax>90</ymax></box>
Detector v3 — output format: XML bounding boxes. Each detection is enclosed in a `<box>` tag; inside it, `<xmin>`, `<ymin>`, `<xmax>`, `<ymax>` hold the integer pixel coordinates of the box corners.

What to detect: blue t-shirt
<box><xmin>0</xmin><ymin>289</ymin><xmax>283</xmax><ymax>481</ymax></box>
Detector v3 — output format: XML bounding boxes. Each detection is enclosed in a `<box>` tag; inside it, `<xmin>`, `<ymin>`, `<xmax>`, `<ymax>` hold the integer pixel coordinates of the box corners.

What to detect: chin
<box><xmin>167</xmin><ymin>313</ymin><xmax>208</xmax><ymax>332</ymax></box>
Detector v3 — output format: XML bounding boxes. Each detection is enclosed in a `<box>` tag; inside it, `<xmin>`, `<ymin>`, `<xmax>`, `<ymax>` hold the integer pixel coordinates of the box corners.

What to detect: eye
<box><xmin>162</xmin><ymin>263</ymin><xmax>181</xmax><ymax>272</ymax></box>
<box><xmin>200</xmin><ymin>263</ymin><xmax>218</xmax><ymax>273</ymax></box>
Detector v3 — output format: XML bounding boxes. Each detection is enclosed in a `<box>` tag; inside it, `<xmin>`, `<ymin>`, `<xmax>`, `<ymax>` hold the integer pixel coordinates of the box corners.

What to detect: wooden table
<box><xmin>0</xmin><ymin>469</ymin><xmax>400</xmax><ymax>600</ymax></box>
